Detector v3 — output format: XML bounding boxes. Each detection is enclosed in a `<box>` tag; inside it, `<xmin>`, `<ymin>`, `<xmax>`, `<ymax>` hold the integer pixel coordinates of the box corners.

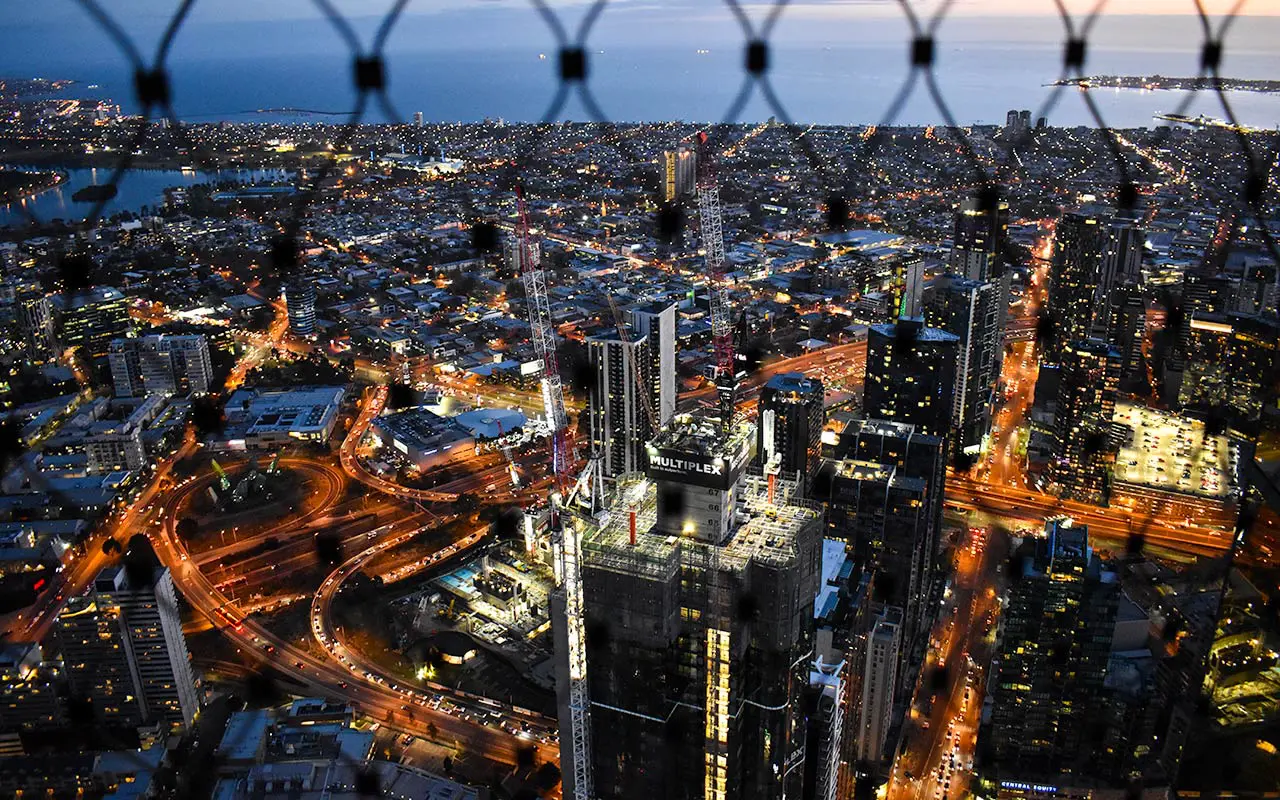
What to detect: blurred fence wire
<box><xmin>0</xmin><ymin>0</ymin><xmax>1277</xmax><ymax>797</ymax></box>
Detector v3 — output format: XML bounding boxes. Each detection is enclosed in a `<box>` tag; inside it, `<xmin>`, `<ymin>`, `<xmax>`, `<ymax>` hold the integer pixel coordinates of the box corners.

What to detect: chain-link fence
<box><xmin>0</xmin><ymin>0</ymin><xmax>1278</xmax><ymax>797</ymax></box>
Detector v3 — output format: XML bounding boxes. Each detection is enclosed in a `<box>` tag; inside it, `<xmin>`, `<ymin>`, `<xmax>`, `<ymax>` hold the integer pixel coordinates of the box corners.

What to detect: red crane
<box><xmin>695</xmin><ymin>131</ymin><xmax>738</xmax><ymax>431</ymax></box>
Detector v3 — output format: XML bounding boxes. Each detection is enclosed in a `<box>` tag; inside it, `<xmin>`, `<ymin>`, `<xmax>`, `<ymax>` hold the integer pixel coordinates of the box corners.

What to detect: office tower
<box><xmin>862</xmin><ymin>317</ymin><xmax>959</xmax><ymax>440</ymax></box>
<box><xmin>1051</xmin><ymin>339</ymin><xmax>1121</xmax><ymax>503</ymax></box>
<box><xmin>950</xmin><ymin>195</ymin><xmax>1009</xmax><ymax>282</ymax></box>
<box><xmin>586</xmin><ymin>326</ymin><xmax>652</xmax><ymax>479</ymax></box>
<box><xmin>630</xmin><ymin>301</ymin><xmax>678</xmax><ymax>427</ymax></box>
<box><xmin>1091</xmin><ymin>218</ymin><xmax>1145</xmax><ymax>340</ymax></box>
<box><xmin>284</xmin><ymin>278</ymin><xmax>317</xmax><ymax>338</ymax></box>
<box><xmin>757</xmin><ymin>372</ymin><xmax>824</xmax><ymax>485</ymax></box>
<box><xmin>662</xmin><ymin>145</ymin><xmax>697</xmax><ymax>203</ymax></box>
<box><xmin>59</xmin><ymin>285</ymin><xmax>131</xmax><ymax>360</ymax></box>
<box><xmin>0</xmin><ymin>643</ymin><xmax>63</xmax><ymax>735</ymax></box>
<box><xmin>564</xmin><ymin>413</ymin><xmax>821</xmax><ymax>800</ymax></box>
<box><xmin>988</xmin><ymin>520</ymin><xmax>1118</xmax><ymax>782</ymax></box>
<box><xmin>853</xmin><ymin>608</ymin><xmax>901</xmax><ymax>766</ymax></box>
<box><xmin>55</xmin><ymin>564</ymin><xmax>199</xmax><ymax>731</ymax></box>
<box><xmin>923</xmin><ymin>274</ymin><xmax>1000</xmax><ymax>454</ymax></box>
<box><xmin>109</xmin><ymin>334</ymin><xmax>213</xmax><ymax>398</ymax></box>
<box><xmin>16</xmin><ymin>291</ymin><xmax>57</xmax><ymax>361</ymax></box>
<box><xmin>412</xmin><ymin>110</ymin><xmax>424</xmax><ymax>127</ymax></box>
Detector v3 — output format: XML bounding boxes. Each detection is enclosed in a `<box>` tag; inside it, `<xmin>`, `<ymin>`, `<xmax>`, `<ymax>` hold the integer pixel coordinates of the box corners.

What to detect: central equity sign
<box><xmin>650</xmin><ymin>455</ymin><xmax>723</xmax><ymax>476</ymax></box>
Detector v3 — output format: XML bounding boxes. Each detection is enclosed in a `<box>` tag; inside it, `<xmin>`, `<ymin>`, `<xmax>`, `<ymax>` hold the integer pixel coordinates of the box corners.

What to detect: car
<box><xmin>295</xmin><ymin>661</ymin><xmax>305</xmax><ymax>669</ymax></box>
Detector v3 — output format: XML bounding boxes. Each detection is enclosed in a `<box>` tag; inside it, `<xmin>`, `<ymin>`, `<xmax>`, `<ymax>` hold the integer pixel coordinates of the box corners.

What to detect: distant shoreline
<box><xmin>1050</xmin><ymin>75</ymin><xmax>1280</xmax><ymax>94</ymax></box>
<box><xmin>0</xmin><ymin>168</ymin><xmax>66</xmax><ymax>204</ymax></box>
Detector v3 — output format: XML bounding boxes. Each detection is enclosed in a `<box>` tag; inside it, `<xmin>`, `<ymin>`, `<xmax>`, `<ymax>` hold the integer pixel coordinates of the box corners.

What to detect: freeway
<box><xmin>309</xmin><ymin>519</ymin><xmax>559</xmax><ymax>740</ymax></box>
<box><xmin>677</xmin><ymin>339</ymin><xmax>868</xmax><ymax>415</ymax></box>
<box><xmin>149</xmin><ymin>475</ymin><xmax>544</xmax><ymax>773</ymax></box>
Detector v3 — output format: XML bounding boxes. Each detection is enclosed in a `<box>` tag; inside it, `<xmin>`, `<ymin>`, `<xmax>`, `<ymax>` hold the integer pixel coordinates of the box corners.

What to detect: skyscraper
<box><xmin>819</xmin><ymin>417</ymin><xmax>947</xmax><ymax>774</ymax></box>
<box><xmin>1090</xmin><ymin>218</ymin><xmax>1145</xmax><ymax>341</ymax></box>
<box><xmin>853</xmin><ymin>607</ymin><xmax>901</xmax><ymax>767</ymax></box>
<box><xmin>950</xmin><ymin>195</ymin><xmax>1009</xmax><ymax>282</ymax></box>
<box><xmin>1052</xmin><ymin>339</ymin><xmax>1121</xmax><ymax>503</ymax></box>
<box><xmin>987</xmin><ymin>520</ymin><xmax>1118</xmax><ymax>782</ymax></box>
<box><xmin>586</xmin><ymin>326</ymin><xmax>652</xmax><ymax>479</ymax></box>
<box><xmin>1048</xmin><ymin>211</ymin><xmax>1107</xmax><ymax>361</ymax></box>
<box><xmin>54</xmin><ymin>564</ymin><xmax>199</xmax><ymax>731</ymax></box>
<box><xmin>284</xmin><ymin>278</ymin><xmax>317</xmax><ymax>338</ymax></box>
<box><xmin>109</xmin><ymin>334</ymin><xmax>213</xmax><ymax>398</ymax></box>
<box><xmin>631</xmin><ymin>301</ymin><xmax>678</xmax><ymax>428</ymax></box>
<box><xmin>757</xmin><ymin>372</ymin><xmax>824</xmax><ymax>486</ymax></box>
<box><xmin>16</xmin><ymin>290</ymin><xmax>57</xmax><ymax>362</ymax></box>
<box><xmin>923</xmin><ymin>274</ymin><xmax>1001</xmax><ymax>454</ymax></box>
<box><xmin>894</xmin><ymin>252</ymin><xmax>924</xmax><ymax>319</ymax></box>
<box><xmin>564</xmin><ymin>413</ymin><xmax>821</xmax><ymax>799</ymax></box>
<box><xmin>862</xmin><ymin>317</ymin><xmax>959</xmax><ymax>440</ymax></box>
<box><xmin>59</xmin><ymin>286</ymin><xmax>131</xmax><ymax>360</ymax></box>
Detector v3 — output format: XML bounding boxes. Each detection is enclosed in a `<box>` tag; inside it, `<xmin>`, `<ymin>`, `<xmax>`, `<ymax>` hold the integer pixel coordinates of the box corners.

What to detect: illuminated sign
<box><xmin>645</xmin><ymin>440</ymin><xmax>750</xmax><ymax>491</ymax></box>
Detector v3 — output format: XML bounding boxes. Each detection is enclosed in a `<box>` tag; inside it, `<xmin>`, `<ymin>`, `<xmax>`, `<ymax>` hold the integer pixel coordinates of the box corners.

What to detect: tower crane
<box><xmin>512</xmin><ymin>186</ymin><xmax>595</xmax><ymax>800</ymax></box>
<box><xmin>694</xmin><ymin>131</ymin><xmax>739</xmax><ymax>433</ymax></box>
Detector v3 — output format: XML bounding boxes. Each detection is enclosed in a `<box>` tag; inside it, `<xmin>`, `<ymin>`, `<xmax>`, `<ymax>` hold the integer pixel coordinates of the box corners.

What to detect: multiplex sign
<box><xmin>645</xmin><ymin>446</ymin><xmax>745</xmax><ymax>490</ymax></box>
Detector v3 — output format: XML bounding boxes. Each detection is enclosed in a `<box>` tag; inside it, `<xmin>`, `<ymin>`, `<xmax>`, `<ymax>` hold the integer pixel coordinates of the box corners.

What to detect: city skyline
<box><xmin>0</xmin><ymin>2</ymin><xmax>1278</xmax><ymax>797</ymax></box>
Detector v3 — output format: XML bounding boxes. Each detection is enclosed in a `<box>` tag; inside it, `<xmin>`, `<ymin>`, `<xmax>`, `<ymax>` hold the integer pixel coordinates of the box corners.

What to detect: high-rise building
<box><xmin>59</xmin><ymin>286</ymin><xmax>131</xmax><ymax>360</ymax></box>
<box><xmin>16</xmin><ymin>291</ymin><xmax>57</xmax><ymax>361</ymax></box>
<box><xmin>1051</xmin><ymin>339</ymin><xmax>1121</xmax><ymax>503</ymax></box>
<box><xmin>923</xmin><ymin>274</ymin><xmax>1000</xmax><ymax>454</ymax></box>
<box><xmin>1090</xmin><ymin>218</ymin><xmax>1145</xmax><ymax>340</ymax></box>
<box><xmin>564</xmin><ymin>413</ymin><xmax>821</xmax><ymax>800</ymax></box>
<box><xmin>1048</xmin><ymin>211</ymin><xmax>1106</xmax><ymax>361</ymax></box>
<box><xmin>412</xmin><ymin>110</ymin><xmax>424</xmax><ymax>127</ymax></box>
<box><xmin>853</xmin><ymin>607</ymin><xmax>901</xmax><ymax>766</ymax></box>
<box><xmin>987</xmin><ymin>519</ymin><xmax>1118</xmax><ymax>782</ymax></box>
<box><xmin>587</xmin><ymin>326</ymin><xmax>652</xmax><ymax>479</ymax></box>
<box><xmin>1181</xmin><ymin>312</ymin><xmax>1280</xmax><ymax>429</ymax></box>
<box><xmin>109</xmin><ymin>334</ymin><xmax>213</xmax><ymax>398</ymax></box>
<box><xmin>1108</xmin><ymin>281</ymin><xmax>1148</xmax><ymax>390</ymax></box>
<box><xmin>819</xmin><ymin>417</ymin><xmax>947</xmax><ymax>772</ymax></box>
<box><xmin>662</xmin><ymin>145</ymin><xmax>697</xmax><ymax>203</ymax></box>
<box><xmin>1231</xmin><ymin>262</ymin><xmax>1278</xmax><ymax>316</ymax></box>
<box><xmin>757</xmin><ymin>372</ymin><xmax>824</xmax><ymax>486</ymax></box>
<box><xmin>284</xmin><ymin>278</ymin><xmax>317</xmax><ymax>338</ymax></box>
<box><xmin>800</xmin><ymin>630</ymin><xmax>846</xmax><ymax>800</ymax></box>
<box><xmin>54</xmin><ymin>564</ymin><xmax>199</xmax><ymax>732</ymax></box>
<box><xmin>0</xmin><ymin>643</ymin><xmax>64</xmax><ymax>736</ymax></box>
<box><xmin>894</xmin><ymin>252</ymin><xmax>925</xmax><ymax>319</ymax></box>
<box><xmin>950</xmin><ymin>195</ymin><xmax>1009</xmax><ymax>282</ymax></box>
<box><xmin>862</xmin><ymin>317</ymin><xmax>959</xmax><ymax>440</ymax></box>
<box><xmin>631</xmin><ymin>301</ymin><xmax>678</xmax><ymax>428</ymax></box>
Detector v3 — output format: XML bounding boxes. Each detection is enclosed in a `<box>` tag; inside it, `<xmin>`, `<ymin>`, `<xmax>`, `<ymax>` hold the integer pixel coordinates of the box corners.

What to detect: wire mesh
<box><xmin>0</xmin><ymin>0</ymin><xmax>1277</xmax><ymax>797</ymax></box>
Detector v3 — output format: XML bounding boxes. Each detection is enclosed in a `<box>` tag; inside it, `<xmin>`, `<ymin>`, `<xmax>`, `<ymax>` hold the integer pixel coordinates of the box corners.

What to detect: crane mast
<box><xmin>695</xmin><ymin>131</ymin><xmax>738</xmax><ymax>432</ymax></box>
<box><xmin>514</xmin><ymin>186</ymin><xmax>594</xmax><ymax>800</ymax></box>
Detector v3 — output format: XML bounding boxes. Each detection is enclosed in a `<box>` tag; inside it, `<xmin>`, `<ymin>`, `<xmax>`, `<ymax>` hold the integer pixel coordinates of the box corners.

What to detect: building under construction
<box><xmin>556</xmin><ymin>413</ymin><xmax>823</xmax><ymax>799</ymax></box>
